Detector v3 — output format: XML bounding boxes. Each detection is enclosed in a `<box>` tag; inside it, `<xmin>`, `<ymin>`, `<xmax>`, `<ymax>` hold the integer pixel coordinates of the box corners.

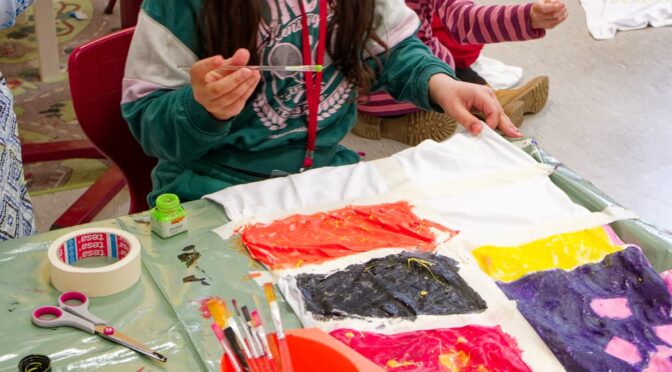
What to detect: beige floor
<box><xmin>31</xmin><ymin>0</ymin><xmax>672</xmax><ymax>233</ymax></box>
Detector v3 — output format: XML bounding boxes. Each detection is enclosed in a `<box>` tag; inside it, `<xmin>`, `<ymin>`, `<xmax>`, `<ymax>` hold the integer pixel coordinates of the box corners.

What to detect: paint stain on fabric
<box><xmin>499</xmin><ymin>246</ymin><xmax>672</xmax><ymax>371</ymax></box>
<box><xmin>590</xmin><ymin>298</ymin><xmax>632</xmax><ymax>319</ymax></box>
<box><xmin>472</xmin><ymin>227</ymin><xmax>621</xmax><ymax>282</ymax></box>
<box><xmin>646</xmin><ymin>346</ymin><xmax>672</xmax><ymax>372</ymax></box>
<box><xmin>605</xmin><ymin>336</ymin><xmax>642</xmax><ymax>365</ymax></box>
<box><xmin>330</xmin><ymin>326</ymin><xmax>531</xmax><ymax>372</ymax></box>
<box><xmin>660</xmin><ymin>269</ymin><xmax>672</xmax><ymax>296</ymax></box>
<box><xmin>653</xmin><ymin>325</ymin><xmax>672</xmax><ymax>345</ymax></box>
<box><xmin>296</xmin><ymin>252</ymin><xmax>485</xmax><ymax>319</ymax></box>
<box><xmin>386</xmin><ymin>359</ymin><xmax>418</xmax><ymax>368</ymax></box>
<box><xmin>238</xmin><ymin>202</ymin><xmax>457</xmax><ymax>269</ymax></box>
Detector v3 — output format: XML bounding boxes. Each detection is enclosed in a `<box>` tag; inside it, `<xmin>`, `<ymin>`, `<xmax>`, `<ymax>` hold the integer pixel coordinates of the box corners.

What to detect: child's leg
<box><xmin>496</xmin><ymin>76</ymin><xmax>549</xmax><ymax>128</ymax></box>
<box><xmin>354</xmin><ymin>111</ymin><xmax>458</xmax><ymax>146</ymax></box>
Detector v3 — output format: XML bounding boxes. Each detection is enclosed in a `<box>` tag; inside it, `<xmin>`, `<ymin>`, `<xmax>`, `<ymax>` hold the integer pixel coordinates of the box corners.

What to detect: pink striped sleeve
<box><xmin>436</xmin><ymin>0</ymin><xmax>545</xmax><ymax>44</ymax></box>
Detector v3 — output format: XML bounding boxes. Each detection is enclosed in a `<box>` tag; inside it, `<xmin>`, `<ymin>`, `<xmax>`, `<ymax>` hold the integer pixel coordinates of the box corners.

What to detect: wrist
<box><xmin>429</xmin><ymin>73</ymin><xmax>458</xmax><ymax>108</ymax></box>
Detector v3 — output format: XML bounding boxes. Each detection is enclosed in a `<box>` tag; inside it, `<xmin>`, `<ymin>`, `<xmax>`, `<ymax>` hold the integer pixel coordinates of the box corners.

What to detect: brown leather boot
<box><xmin>496</xmin><ymin>76</ymin><xmax>549</xmax><ymax>127</ymax></box>
<box><xmin>353</xmin><ymin>111</ymin><xmax>458</xmax><ymax>146</ymax></box>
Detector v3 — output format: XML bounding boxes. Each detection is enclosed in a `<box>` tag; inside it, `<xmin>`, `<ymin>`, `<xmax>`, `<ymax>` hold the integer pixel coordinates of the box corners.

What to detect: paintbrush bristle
<box><xmin>263</xmin><ymin>283</ymin><xmax>276</xmax><ymax>303</ymax></box>
<box><xmin>232</xmin><ymin>299</ymin><xmax>242</xmax><ymax>316</ymax></box>
<box><xmin>251</xmin><ymin>310</ymin><xmax>261</xmax><ymax>327</ymax></box>
<box><xmin>220</xmin><ymin>300</ymin><xmax>233</xmax><ymax>319</ymax></box>
<box><xmin>207</xmin><ymin>299</ymin><xmax>226</xmax><ymax>328</ymax></box>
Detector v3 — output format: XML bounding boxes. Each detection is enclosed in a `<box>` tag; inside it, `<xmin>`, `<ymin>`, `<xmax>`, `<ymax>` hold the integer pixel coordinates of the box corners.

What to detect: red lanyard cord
<box><xmin>299</xmin><ymin>0</ymin><xmax>327</xmax><ymax>170</ymax></box>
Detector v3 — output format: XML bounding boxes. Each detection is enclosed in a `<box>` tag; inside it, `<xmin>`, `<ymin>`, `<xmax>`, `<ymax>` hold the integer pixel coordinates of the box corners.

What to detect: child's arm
<box><xmin>0</xmin><ymin>0</ymin><xmax>35</xmax><ymax>29</ymax></box>
<box><xmin>121</xmin><ymin>6</ymin><xmax>259</xmax><ymax>163</ymax></box>
<box><xmin>369</xmin><ymin>36</ymin><xmax>519</xmax><ymax>137</ymax></box>
<box><xmin>435</xmin><ymin>0</ymin><xmax>566</xmax><ymax>45</ymax></box>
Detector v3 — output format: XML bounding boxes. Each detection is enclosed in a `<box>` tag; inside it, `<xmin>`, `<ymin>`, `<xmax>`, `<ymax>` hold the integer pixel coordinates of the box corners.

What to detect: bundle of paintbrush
<box><xmin>205</xmin><ymin>283</ymin><xmax>294</xmax><ymax>372</ymax></box>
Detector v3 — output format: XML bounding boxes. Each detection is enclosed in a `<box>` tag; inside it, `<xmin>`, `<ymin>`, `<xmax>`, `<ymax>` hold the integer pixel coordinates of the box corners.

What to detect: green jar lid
<box><xmin>155</xmin><ymin>193</ymin><xmax>181</xmax><ymax>212</ymax></box>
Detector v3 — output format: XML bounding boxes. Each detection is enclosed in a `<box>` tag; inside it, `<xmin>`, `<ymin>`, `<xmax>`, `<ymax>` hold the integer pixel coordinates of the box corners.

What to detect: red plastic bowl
<box><xmin>220</xmin><ymin>328</ymin><xmax>383</xmax><ymax>371</ymax></box>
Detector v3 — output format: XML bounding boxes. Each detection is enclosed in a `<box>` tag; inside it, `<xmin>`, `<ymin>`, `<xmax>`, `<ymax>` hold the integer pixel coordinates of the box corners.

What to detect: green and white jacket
<box><xmin>122</xmin><ymin>0</ymin><xmax>455</xmax><ymax>205</ymax></box>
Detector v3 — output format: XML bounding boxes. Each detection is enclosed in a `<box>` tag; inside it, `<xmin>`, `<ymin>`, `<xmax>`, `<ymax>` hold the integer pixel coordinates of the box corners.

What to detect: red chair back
<box><xmin>68</xmin><ymin>28</ymin><xmax>156</xmax><ymax>213</ymax></box>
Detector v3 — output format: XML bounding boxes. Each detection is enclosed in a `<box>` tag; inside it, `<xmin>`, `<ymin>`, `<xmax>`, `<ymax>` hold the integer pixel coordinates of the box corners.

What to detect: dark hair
<box><xmin>199</xmin><ymin>0</ymin><xmax>385</xmax><ymax>92</ymax></box>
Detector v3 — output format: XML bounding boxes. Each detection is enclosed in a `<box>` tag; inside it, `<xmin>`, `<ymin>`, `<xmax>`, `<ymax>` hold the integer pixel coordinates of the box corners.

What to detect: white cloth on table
<box><xmin>206</xmin><ymin>126</ymin><xmax>635</xmax><ymax>244</ymax></box>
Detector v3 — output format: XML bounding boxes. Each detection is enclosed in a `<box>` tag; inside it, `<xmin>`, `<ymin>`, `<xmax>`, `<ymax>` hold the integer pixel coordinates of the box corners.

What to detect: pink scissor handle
<box><xmin>32</xmin><ymin>306</ymin><xmax>95</xmax><ymax>334</ymax></box>
<box><xmin>58</xmin><ymin>291</ymin><xmax>107</xmax><ymax>326</ymax></box>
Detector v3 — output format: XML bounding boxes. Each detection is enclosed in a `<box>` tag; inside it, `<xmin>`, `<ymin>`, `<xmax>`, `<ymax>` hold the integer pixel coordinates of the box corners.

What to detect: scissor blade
<box><xmin>95</xmin><ymin>326</ymin><xmax>168</xmax><ymax>363</ymax></box>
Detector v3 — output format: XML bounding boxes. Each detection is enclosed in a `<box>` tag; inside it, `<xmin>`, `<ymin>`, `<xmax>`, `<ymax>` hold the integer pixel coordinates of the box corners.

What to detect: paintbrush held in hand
<box><xmin>178</xmin><ymin>65</ymin><xmax>323</xmax><ymax>73</ymax></box>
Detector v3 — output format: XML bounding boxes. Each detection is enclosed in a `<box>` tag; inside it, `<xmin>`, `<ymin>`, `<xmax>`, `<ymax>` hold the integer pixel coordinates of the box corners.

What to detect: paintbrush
<box><xmin>251</xmin><ymin>310</ymin><xmax>277</xmax><ymax>372</ymax></box>
<box><xmin>233</xmin><ymin>300</ymin><xmax>264</xmax><ymax>362</ymax></box>
<box><xmin>263</xmin><ymin>283</ymin><xmax>294</xmax><ymax>372</ymax></box>
<box><xmin>243</xmin><ymin>306</ymin><xmax>275</xmax><ymax>372</ymax></box>
<box><xmin>210</xmin><ymin>323</ymin><xmax>243</xmax><ymax>372</ymax></box>
<box><xmin>178</xmin><ymin>65</ymin><xmax>323</xmax><ymax>73</ymax></box>
<box><xmin>253</xmin><ymin>295</ymin><xmax>281</xmax><ymax>371</ymax></box>
<box><xmin>207</xmin><ymin>299</ymin><xmax>247</xmax><ymax>372</ymax></box>
<box><xmin>220</xmin><ymin>300</ymin><xmax>259</xmax><ymax>371</ymax></box>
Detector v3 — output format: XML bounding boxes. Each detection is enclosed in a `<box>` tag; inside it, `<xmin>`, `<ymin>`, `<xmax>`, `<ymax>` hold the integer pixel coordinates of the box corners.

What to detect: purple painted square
<box><xmin>499</xmin><ymin>246</ymin><xmax>672</xmax><ymax>371</ymax></box>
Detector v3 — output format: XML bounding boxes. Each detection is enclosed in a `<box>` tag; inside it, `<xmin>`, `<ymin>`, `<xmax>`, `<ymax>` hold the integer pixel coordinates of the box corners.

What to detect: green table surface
<box><xmin>2</xmin><ymin>140</ymin><xmax>671</xmax><ymax>372</ymax></box>
<box><xmin>0</xmin><ymin>199</ymin><xmax>301</xmax><ymax>371</ymax></box>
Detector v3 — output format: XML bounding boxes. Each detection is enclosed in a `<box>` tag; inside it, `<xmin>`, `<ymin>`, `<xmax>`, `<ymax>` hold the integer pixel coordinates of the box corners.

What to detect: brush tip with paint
<box><xmin>250</xmin><ymin>310</ymin><xmax>261</xmax><ymax>327</ymax></box>
<box><xmin>241</xmin><ymin>306</ymin><xmax>253</xmax><ymax>322</ymax></box>
<box><xmin>263</xmin><ymin>283</ymin><xmax>276</xmax><ymax>303</ymax></box>
<box><xmin>232</xmin><ymin>299</ymin><xmax>242</xmax><ymax>317</ymax></box>
<box><xmin>207</xmin><ymin>299</ymin><xmax>227</xmax><ymax>328</ymax></box>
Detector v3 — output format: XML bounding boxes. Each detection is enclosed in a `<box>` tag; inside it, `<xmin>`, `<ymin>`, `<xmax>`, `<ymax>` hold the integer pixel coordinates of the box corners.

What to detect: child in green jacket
<box><xmin>122</xmin><ymin>0</ymin><xmax>520</xmax><ymax>205</ymax></box>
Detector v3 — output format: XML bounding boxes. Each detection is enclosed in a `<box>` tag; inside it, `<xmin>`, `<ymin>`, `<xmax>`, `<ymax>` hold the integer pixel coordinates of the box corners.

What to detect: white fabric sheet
<box><xmin>471</xmin><ymin>56</ymin><xmax>524</xmax><ymax>90</ymax></box>
<box><xmin>205</xmin><ymin>161</ymin><xmax>389</xmax><ymax>222</ymax></box>
<box><xmin>209</xmin><ymin>126</ymin><xmax>635</xmax><ymax>244</ymax></box>
<box><xmin>580</xmin><ymin>0</ymin><xmax>672</xmax><ymax>39</ymax></box>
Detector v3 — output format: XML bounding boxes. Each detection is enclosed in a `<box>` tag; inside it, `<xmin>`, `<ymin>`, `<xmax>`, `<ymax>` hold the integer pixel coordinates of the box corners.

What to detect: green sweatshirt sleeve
<box><xmin>121</xmin><ymin>85</ymin><xmax>233</xmax><ymax>162</ymax></box>
<box><xmin>369</xmin><ymin>35</ymin><xmax>456</xmax><ymax>112</ymax></box>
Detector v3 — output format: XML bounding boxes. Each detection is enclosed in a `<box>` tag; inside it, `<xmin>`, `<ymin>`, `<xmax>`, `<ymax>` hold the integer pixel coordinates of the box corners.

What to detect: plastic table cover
<box><xmin>1</xmin><ymin>138</ymin><xmax>671</xmax><ymax>371</ymax></box>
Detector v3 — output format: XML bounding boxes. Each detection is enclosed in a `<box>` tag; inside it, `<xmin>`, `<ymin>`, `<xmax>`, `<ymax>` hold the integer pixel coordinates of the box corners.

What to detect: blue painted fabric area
<box><xmin>499</xmin><ymin>246</ymin><xmax>672</xmax><ymax>371</ymax></box>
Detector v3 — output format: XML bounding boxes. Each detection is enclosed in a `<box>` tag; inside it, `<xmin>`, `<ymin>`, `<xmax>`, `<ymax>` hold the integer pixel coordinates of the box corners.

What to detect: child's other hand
<box><xmin>531</xmin><ymin>0</ymin><xmax>568</xmax><ymax>30</ymax></box>
<box><xmin>429</xmin><ymin>74</ymin><xmax>522</xmax><ymax>138</ymax></box>
<box><xmin>191</xmin><ymin>49</ymin><xmax>261</xmax><ymax>121</ymax></box>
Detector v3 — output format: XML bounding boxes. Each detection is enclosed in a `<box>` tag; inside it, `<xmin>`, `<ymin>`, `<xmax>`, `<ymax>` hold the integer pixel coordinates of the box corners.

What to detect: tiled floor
<box><xmin>31</xmin><ymin>0</ymin><xmax>672</xmax><ymax>232</ymax></box>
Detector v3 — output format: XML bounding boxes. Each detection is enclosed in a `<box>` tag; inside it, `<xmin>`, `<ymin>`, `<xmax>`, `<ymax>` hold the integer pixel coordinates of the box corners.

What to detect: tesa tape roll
<box><xmin>48</xmin><ymin>228</ymin><xmax>142</xmax><ymax>297</ymax></box>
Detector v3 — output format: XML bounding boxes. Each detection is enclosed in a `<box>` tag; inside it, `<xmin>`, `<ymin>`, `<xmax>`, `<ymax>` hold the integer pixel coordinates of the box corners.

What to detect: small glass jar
<box><xmin>150</xmin><ymin>193</ymin><xmax>188</xmax><ymax>238</ymax></box>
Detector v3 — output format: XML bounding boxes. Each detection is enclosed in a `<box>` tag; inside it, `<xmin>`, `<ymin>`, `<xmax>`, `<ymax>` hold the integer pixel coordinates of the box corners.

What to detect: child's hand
<box><xmin>531</xmin><ymin>0</ymin><xmax>568</xmax><ymax>30</ymax></box>
<box><xmin>191</xmin><ymin>49</ymin><xmax>261</xmax><ymax>121</ymax></box>
<box><xmin>429</xmin><ymin>74</ymin><xmax>522</xmax><ymax>138</ymax></box>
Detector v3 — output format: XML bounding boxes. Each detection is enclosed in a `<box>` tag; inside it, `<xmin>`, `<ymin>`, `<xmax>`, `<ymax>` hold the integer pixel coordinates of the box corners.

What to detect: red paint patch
<box><xmin>331</xmin><ymin>326</ymin><xmax>531</xmax><ymax>372</ymax></box>
<box><xmin>239</xmin><ymin>202</ymin><xmax>457</xmax><ymax>270</ymax></box>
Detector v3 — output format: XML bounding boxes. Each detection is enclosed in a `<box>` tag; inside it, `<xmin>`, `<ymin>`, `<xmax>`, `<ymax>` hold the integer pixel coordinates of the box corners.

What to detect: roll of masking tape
<box><xmin>47</xmin><ymin>228</ymin><xmax>142</xmax><ymax>297</ymax></box>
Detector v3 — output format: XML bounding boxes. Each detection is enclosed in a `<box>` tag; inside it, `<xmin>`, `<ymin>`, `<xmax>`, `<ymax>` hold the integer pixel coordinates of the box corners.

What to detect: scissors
<box><xmin>31</xmin><ymin>291</ymin><xmax>167</xmax><ymax>363</ymax></box>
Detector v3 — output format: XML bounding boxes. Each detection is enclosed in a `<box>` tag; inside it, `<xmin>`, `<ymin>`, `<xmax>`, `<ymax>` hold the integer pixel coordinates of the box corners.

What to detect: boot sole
<box><xmin>354</xmin><ymin>111</ymin><xmax>458</xmax><ymax>146</ymax></box>
<box><xmin>505</xmin><ymin>100</ymin><xmax>525</xmax><ymax>128</ymax></box>
<box><xmin>514</xmin><ymin>76</ymin><xmax>549</xmax><ymax>115</ymax></box>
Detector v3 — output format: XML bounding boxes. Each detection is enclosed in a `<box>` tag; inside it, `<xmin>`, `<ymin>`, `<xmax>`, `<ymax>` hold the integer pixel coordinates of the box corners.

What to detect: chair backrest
<box><xmin>121</xmin><ymin>0</ymin><xmax>143</xmax><ymax>28</ymax></box>
<box><xmin>68</xmin><ymin>27</ymin><xmax>156</xmax><ymax>213</ymax></box>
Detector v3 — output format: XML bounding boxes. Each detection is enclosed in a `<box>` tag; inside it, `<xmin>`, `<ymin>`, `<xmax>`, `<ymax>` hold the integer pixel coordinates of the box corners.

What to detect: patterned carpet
<box><xmin>0</xmin><ymin>0</ymin><xmax>120</xmax><ymax>196</ymax></box>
